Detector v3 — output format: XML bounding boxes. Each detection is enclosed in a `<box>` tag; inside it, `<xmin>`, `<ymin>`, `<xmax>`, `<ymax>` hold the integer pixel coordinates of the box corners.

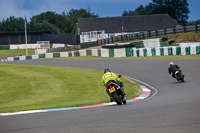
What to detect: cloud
<box><xmin>0</xmin><ymin>0</ymin><xmax>32</xmax><ymax>21</ymax></box>
<box><xmin>0</xmin><ymin>0</ymin><xmax>152</xmax><ymax>21</ymax></box>
<box><xmin>0</xmin><ymin>0</ymin><xmax>197</xmax><ymax>22</ymax></box>
<box><xmin>0</xmin><ymin>0</ymin><xmax>72</xmax><ymax>21</ymax></box>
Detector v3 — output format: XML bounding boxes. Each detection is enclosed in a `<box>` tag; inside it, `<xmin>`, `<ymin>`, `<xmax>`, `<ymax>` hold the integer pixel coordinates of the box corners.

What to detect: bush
<box><xmin>169</xmin><ymin>40</ymin><xmax>175</xmax><ymax>44</ymax></box>
<box><xmin>162</xmin><ymin>37</ymin><xmax>168</xmax><ymax>42</ymax></box>
<box><xmin>130</xmin><ymin>41</ymin><xmax>144</xmax><ymax>48</ymax></box>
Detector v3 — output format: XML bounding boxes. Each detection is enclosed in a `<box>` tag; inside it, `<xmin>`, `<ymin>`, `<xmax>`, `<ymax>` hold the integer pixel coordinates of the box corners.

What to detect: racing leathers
<box><xmin>168</xmin><ymin>64</ymin><xmax>181</xmax><ymax>78</ymax></box>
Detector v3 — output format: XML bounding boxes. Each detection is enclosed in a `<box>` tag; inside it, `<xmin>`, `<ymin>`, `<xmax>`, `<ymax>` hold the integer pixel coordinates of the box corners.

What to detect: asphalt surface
<box><xmin>0</xmin><ymin>58</ymin><xmax>200</xmax><ymax>133</ymax></box>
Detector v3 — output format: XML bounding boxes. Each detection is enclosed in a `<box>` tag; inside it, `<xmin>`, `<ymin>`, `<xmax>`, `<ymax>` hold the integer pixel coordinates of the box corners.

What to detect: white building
<box><xmin>78</xmin><ymin>14</ymin><xmax>177</xmax><ymax>43</ymax></box>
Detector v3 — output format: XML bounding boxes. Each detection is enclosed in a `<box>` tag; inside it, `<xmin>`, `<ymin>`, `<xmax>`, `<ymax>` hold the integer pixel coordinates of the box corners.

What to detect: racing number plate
<box><xmin>108</xmin><ymin>87</ymin><xmax>115</xmax><ymax>93</ymax></box>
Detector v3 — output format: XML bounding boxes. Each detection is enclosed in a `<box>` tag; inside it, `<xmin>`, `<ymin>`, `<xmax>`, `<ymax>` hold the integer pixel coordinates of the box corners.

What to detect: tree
<box><xmin>151</xmin><ymin>0</ymin><xmax>190</xmax><ymax>25</ymax></box>
<box><xmin>122</xmin><ymin>0</ymin><xmax>190</xmax><ymax>25</ymax></box>
<box><xmin>30</xmin><ymin>11</ymin><xmax>67</xmax><ymax>33</ymax></box>
<box><xmin>29</xmin><ymin>20</ymin><xmax>60</xmax><ymax>34</ymax></box>
<box><xmin>0</xmin><ymin>16</ymin><xmax>25</xmax><ymax>32</ymax></box>
<box><xmin>187</xmin><ymin>19</ymin><xmax>200</xmax><ymax>26</ymax></box>
<box><xmin>0</xmin><ymin>15</ymin><xmax>60</xmax><ymax>34</ymax></box>
<box><xmin>30</xmin><ymin>9</ymin><xmax>98</xmax><ymax>34</ymax></box>
<box><xmin>122</xmin><ymin>5</ymin><xmax>154</xmax><ymax>16</ymax></box>
<box><xmin>66</xmin><ymin>8</ymin><xmax>99</xmax><ymax>34</ymax></box>
<box><xmin>0</xmin><ymin>8</ymin><xmax>99</xmax><ymax>34</ymax></box>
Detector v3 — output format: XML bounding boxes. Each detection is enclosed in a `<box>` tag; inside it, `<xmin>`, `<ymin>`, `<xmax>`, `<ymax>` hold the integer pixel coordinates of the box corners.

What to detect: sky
<box><xmin>0</xmin><ymin>0</ymin><xmax>199</xmax><ymax>22</ymax></box>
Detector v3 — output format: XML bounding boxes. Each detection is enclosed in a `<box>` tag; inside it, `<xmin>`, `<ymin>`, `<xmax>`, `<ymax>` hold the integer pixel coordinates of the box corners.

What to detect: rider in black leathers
<box><xmin>168</xmin><ymin>62</ymin><xmax>184</xmax><ymax>79</ymax></box>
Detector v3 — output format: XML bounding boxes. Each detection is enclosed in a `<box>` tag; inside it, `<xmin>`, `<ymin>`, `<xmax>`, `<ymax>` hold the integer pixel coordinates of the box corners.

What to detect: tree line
<box><xmin>123</xmin><ymin>0</ymin><xmax>191</xmax><ymax>26</ymax></box>
<box><xmin>0</xmin><ymin>0</ymin><xmax>199</xmax><ymax>35</ymax></box>
<box><xmin>0</xmin><ymin>8</ymin><xmax>98</xmax><ymax>35</ymax></box>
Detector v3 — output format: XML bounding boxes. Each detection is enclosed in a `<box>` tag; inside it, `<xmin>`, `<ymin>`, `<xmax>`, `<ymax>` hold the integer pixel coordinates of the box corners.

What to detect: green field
<box><xmin>0</xmin><ymin>63</ymin><xmax>141</xmax><ymax>113</ymax></box>
<box><xmin>167</xmin><ymin>32</ymin><xmax>200</xmax><ymax>43</ymax></box>
<box><xmin>0</xmin><ymin>49</ymin><xmax>35</xmax><ymax>57</ymax></box>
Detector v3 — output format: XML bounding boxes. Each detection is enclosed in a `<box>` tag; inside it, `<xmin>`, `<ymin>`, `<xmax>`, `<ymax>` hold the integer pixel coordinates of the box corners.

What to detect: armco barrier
<box><xmin>5</xmin><ymin>45</ymin><xmax>200</xmax><ymax>62</ymax></box>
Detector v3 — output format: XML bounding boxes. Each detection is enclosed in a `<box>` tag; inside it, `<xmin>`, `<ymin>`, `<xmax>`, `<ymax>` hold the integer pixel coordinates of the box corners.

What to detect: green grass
<box><xmin>0</xmin><ymin>63</ymin><xmax>141</xmax><ymax>113</ymax></box>
<box><xmin>0</xmin><ymin>49</ymin><xmax>35</xmax><ymax>57</ymax></box>
<box><xmin>167</xmin><ymin>32</ymin><xmax>200</xmax><ymax>42</ymax></box>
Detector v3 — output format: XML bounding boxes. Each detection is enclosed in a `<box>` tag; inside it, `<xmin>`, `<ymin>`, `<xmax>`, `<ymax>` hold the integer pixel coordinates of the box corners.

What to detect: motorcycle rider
<box><xmin>102</xmin><ymin>68</ymin><xmax>125</xmax><ymax>102</ymax></box>
<box><xmin>168</xmin><ymin>62</ymin><xmax>184</xmax><ymax>80</ymax></box>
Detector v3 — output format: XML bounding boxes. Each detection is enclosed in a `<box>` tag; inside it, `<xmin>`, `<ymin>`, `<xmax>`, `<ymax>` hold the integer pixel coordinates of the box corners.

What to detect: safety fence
<box><xmin>0</xmin><ymin>44</ymin><xmax>42</xmax><ymax>50</ymax></box>
<box><xmin>101</xmin><ymin>45</ymin><xmax>200</xmax><ymax>57</ymax></box>
<box><xmin>0</xmin><ymin>32</ymin><xmax>79</xmax><ymax>45</ymax></box>
<box><xmin>4</xmin><ymin>45</ymin><xmax>200</xmax><ymax>62</ymax></box>
<box><xmin>0</xmin><ymin>44</ymin><xmax>80</xmax><ymax>51</ymax></box>
<box><xmin>97</xmin><ymin>24</ymin><xmax>200</xmax><ymax>45</ymax></box>
<box><xmin>46</xmin><ymin>45</ymin><xmax>80</xmax><ymax>53</ymax></box>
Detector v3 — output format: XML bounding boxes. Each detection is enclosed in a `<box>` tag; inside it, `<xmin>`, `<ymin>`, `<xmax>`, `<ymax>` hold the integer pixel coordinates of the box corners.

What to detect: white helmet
<box><xmin>169</xmin><ymin>62</ymin><xmax>174</xmax><ymax>66</ymax></box>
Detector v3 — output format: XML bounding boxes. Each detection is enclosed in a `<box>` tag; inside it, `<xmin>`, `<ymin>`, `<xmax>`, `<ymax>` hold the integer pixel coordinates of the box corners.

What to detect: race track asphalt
<box><xmin>0</xmin><ymin>58</ymin><xmax>200</xmax><ymax>133</ymax></box>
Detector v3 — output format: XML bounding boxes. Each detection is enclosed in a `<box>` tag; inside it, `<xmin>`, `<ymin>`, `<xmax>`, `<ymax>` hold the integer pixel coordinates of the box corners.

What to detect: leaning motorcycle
<box><xmin>174</xmin><ymin>70</ymin><xmax>185</xmax><ymax>82</ymax></box>
<box><xmin>106</xmin><ymin>75</ymin><xmax>126</xmax><ymax>105</ymax></box>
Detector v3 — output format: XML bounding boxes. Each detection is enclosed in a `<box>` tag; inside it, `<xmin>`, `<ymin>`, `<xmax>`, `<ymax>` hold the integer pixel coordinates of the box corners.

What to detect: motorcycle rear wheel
<box><xmin>122</xmin><ymin>99</ymin><xmax>127</xmax><ymax>104</ymax></box>
<box><xmin>113</xmin><ymin>92</ymin><xmax>122</xmax><ymax>105</ymax></box>
<box><xmin>177</xmin><ymin>73</ymin><xmax>185</xmax><ymax>82</ymax></box>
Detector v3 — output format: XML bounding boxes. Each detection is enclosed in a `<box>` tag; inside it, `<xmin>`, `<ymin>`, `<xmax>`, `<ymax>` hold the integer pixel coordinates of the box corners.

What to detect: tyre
<box><xmin>176</xmin><ymin>73</ymin><xmax>182</xmax><ymax>81</ymax></box>
<box><xmin>113</xmin><ymin>92</ymin><xmax>122</xmax><ymax>105</ymax></box>
<box><xmin>122</xmin><ymin>99</ymin><xmax>127</xmax><ymax>104</ymax></box>
<box><xmin>182</xmin><ymin>74</ymin><xmax>185</xmax><ymax>82</ymax></box>
<box><xmin>178</xmin><ymin>73</ymin><xmax>184</xmax><ymax>82</ymax></box>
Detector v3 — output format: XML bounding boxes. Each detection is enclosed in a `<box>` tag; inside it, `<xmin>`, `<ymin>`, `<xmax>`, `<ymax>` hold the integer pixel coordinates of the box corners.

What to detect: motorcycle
<box><xmin>174</xmin><ymin>70</ymin><xmax>185</xmax><ymax>82</ymax></box>
<box><xmin>106</xmin><ymin>75</ymin><xmax>126</xmax><ymax>105</ymax></box>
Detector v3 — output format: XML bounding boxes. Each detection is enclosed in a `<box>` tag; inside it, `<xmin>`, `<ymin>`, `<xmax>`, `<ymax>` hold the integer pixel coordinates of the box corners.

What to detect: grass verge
<box><xmin>0</xmin><ymin>63</ymin><xmax>141</xmax><ymax>113</ymax></box>
<box><xmin>0</xmin><ymin>49</ymin><xmax>35</xmax><ymax>57</ymax></box>
<box><xmin>167</xmin><ymin>32</ymin><xmax>200</xmax><ymax>43</ymax></box>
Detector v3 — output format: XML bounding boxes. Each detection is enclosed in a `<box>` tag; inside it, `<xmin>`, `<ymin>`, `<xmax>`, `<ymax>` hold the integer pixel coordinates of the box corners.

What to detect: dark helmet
<box><xmin>104</xmin><ymin>68</ymin><xmax>111</xmax><ymax>73</ymax></box>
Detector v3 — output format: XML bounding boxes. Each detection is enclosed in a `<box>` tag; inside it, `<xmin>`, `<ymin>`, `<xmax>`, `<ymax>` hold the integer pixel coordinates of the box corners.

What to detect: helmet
<box><xmin>169</xmin><ymin>62</ymin><xmax>174</xmax><ymax>66</ymax></box>
<box><xmin>104</xmin><ymin>68</ymin><xmax>111</xmax><ymax>73</ymax></box>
